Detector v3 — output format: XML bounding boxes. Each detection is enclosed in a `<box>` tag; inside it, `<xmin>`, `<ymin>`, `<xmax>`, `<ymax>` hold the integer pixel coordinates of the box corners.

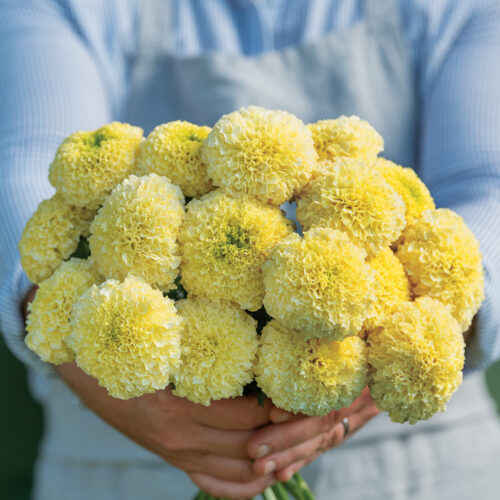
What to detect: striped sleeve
<box><xmin>0</xmin><ymin>0</ymin><xmax>133</xmax><ymax>370</ymax></box>
<box><xmin>414</xmin><ymin>0</ymin><xmax>500</xmax><ymax>371</ymax></box>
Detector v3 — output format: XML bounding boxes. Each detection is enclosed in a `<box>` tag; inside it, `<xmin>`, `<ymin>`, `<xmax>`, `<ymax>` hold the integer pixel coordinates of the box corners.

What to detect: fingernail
<box><xmin>283</xmin><ymin>470</ymin><xmax>293</xmax><ymax>482</ymax></box>
<box><xmin>274</xmin><ymin>410</ymin><xmax>291</xmax><ymax>423</ymax></box>
<box><xmin>263</xmin><ymin>460</ymin><xmax>276</xmax><ymax>474</ymax></box>
<box><xmin>256</xmin><ymin>444</ymin><xmax>271</xmax><ymax>458</ymax></box>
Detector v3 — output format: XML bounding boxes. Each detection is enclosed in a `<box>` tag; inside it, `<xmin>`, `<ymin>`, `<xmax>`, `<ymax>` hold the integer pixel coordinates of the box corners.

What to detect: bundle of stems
<box><xmin>192</xmin><ymin>473</ymin><xmax>315</xmax><ymax>500</ymax></box>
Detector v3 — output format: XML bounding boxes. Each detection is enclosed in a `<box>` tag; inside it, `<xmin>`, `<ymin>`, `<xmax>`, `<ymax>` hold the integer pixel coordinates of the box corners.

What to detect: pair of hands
<box><xmin>55</xmin><ymin>363</ymin><xmax>379</xmax><ymax>499</ymax></box>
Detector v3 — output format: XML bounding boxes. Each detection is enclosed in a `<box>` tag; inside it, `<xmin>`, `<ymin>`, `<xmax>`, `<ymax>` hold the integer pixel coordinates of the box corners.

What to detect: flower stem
<box><xmin>293</xmin><ymin>474</ymin><xmax>316</xmax><ymax>500</ymax></box>
<box><xmin>283</xmin><ymin>479</ymin><xmax>306</xmax><ymax>500</ymax></box>
<box><xmin>262</xmin><ymin>486</ymin><xmax>279</xmax><ymax>500</ymax></box>
<box><xmin>271</xmin><ymin>482</ymin><xmax>291</xmax><ymax>500</ymax></box>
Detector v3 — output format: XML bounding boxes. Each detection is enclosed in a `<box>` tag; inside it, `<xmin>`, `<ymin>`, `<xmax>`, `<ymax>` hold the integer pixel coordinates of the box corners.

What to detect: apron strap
<box><xmin>364</xmin><ymin>0</ymin><xmax>402</xmax><ymax>34</ymax></box>
<box><xmin>137</xmin><ymin>0</ymin><xmax>173</xmax><ymax>56</ymax></box>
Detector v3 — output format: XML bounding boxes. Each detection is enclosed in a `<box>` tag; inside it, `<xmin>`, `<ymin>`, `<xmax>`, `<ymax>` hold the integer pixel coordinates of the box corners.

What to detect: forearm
<box><xmin>417</xmin><ymin>1</ymin><xmax>500</xmax><ymax>370</ymax></box>
<box><xmin>0</xmin><ymin>1</ymin><xmax>122</xmax><ymax>369</ymax></box>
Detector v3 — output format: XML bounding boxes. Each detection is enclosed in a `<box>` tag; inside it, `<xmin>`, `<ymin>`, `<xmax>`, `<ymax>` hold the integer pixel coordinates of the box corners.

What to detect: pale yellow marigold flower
<box><xmin>19</xmin><ymin>193</ymin><xmax>95</xmax><ymax>283</ymax></box>
<box><xmin>179</xmin><ymin>190</ymin><xmax>293</xmax><ymax>310</ymax></box>
<box><xmin>89</xmin><ymin>174</ymin><xmax>184</xmax><ymax>289</ymax></box>
<box><xmin>296</xmin><ymin>158</ymin><xmax>406</xmax><ymax>256</ymax></box>
<box><xmin>136</xmin><ymin>121</ymin><xmax>213</xmax><ymax>198</ymax></box>
<box><xmin>49</xmin><ymin>122</ymin><xmax>143</xmax><ymax>209</ymax></box>
<box><xmin>25</xmin><ymin>259</ymin><xmax>101</xmax><ymax>364</ymax></box>
<box><xmin>173</xmin><ymin>296</ymin><xmax>259</xmax><ymax>406</ymax></box>
<box><xmin>364</xmin><ymin>247</ymin><xmax>411</xmax><ymax>331</ymax></box>
<box><xmin>375</xmin><ymin>157</ymin><xmax>435</xmax><ymax>229</ymax></box>
<box><xmin>307</xmin><ymin>115</ymin><xmax>383</xmax><ymax>164</ymax></box>
<box><xmin>256</xmin><ymin>321</ymin><xmax>368</xmax><ymax>416</ymax></box>
<box><xmin>69</xmin><ymin>276</ymin><xmax>182</xmax><ymax>399</ymax></box>
<box><xmin>202</xmin><ymin>106</ymin><xmax>317</xmax><ymax>205</ymax></box>
<box><xmin>368</xmin><ymin>297</ymin><xmax>465</xmax><ymax>424</ymax></box>
<box><xmin>397</xmin><ymin>208</ymin><xmax>484</xmax><ymax>331</ymax></box>
<box><xmin>263</xmin><ymin>227</ymin><xmax>376</xmax><ymax>340</ymax></box>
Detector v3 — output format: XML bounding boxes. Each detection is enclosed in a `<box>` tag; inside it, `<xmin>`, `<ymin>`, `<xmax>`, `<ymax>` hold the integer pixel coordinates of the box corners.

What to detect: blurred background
<box><xmin>1</xmin><ymin>333</ymin><xmax>499</xmax><ymax>499</ymax></box>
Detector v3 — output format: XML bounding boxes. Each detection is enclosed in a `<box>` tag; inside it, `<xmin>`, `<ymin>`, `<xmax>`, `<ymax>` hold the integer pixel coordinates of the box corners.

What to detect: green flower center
<box><xmin>188</xmin><ymin>134</ymin><xmax>203</xmax><ymax>142</ymax></box>
<box><xmin>85</xmin><ymin>130</ymin><xmax>112</xmax><ymax>148</ymax></box>
<box><xmin>399</xmin><ymin>179</ymin><xmax>419</xmax><ymax>201</ymax></box>
<box><xmin>213</xmin><ymin>223</ymin><xmax>252</xmax><ymax>260</ymax></box>
<box><xmin>103</xmin><ymin>317</ymin><xmax>126</xmax><ymax>348</ymax></box>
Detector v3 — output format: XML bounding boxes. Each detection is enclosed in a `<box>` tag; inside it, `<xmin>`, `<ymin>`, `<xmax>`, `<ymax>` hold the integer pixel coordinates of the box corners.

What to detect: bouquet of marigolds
<box><xmin>20</xmin><ymin>107</ymin><xmax>484</xmax><ymax>500</ymax></box>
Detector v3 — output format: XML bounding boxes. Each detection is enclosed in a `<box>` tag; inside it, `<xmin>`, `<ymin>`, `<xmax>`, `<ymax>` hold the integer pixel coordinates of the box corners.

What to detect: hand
<box><xmin>248</xmin><ymin>387</ymin><xmax>380</xmax><ymax>482</ymax></box>
<box><xmin>55</xmin><ymin>363</ymin><xmax>276</xmax><ymax>499</ymax></box>
<box><xmin>24</xmin><ymin>286</ymin><xmax>274</xmax><ymax>498</ymax></box>
<box><xmin>21</xmin><ymin>284</ymin><xmax>38</xmax><ymax>322</ymax></box>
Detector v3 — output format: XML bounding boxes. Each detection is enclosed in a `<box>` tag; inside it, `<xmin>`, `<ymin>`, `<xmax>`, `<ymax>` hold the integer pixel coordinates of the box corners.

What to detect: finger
<box><xmin>181</xmin><ymin>424</ymin><xmax>255</xmax><ymax>458</ymax></box>
<box><xmin>172</xmin><ymin>452</ymin><xmax>260</xmax><ymax>482</ymax></box>
<box><xmin>188</xmin><ymin>395</ymin><xmax>273</xmax><ymax>430</ymax></box>
<box><xmin>269</xmin><ymin>386</ymin><xmax>372</xmax><ymax>426</ymax></box>
<box><xmin>269</xmin><ymin>407</ymin><xmax>310</xmax><ymax>424</ymax></box>
<box><xmin>252</xmin><ymin>431</ymin><xmax>329</xmax><ymax>476</ymax></box>
<box><xmin>336</xmin><ymin>386</ymin><xmax>373</xmax><ymax>418</ymax></box>
<box><xmin>190</xmin><ymin>472</ymin><xmax>275</xmax><ymax>499</ymax></box>
<box><xmin>339</xmin><ymin>399</ymin><xmax>380</xmax><ymax>441</ymax></box>
<box><xmin>320</xmin><ymin>399</ymin><xmax>380</xmax><ymax>452</ymax></box>
<box><xmin>248</xmin><ymin>411</ymin><xmax>341</xmax><ymax>459</ymax></box>
<box><xmin>273</xmin><ymin>400</ymin><xmax>379</xmax><ymax>484</ymax></box>
<box><xmin>275</xmin><ymin>449</ymin><xmax>323</xmax><ymax>482</ymax></box>
<box><xmin>250</xmin><ymin>395</ymin><xmax>380</xmax><ymax>460</ymax></box>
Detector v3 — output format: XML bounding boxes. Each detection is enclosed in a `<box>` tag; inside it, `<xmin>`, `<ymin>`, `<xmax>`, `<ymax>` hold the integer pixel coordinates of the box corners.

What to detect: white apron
<box><xmin>33</xmin><ymin>0</ymin><xmax>500</xmax><ymax>498</ymax></box>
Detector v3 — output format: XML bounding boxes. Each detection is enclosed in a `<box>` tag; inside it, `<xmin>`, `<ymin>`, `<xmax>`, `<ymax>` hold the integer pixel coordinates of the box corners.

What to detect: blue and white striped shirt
<box><xmin>1</xmin><ymin>0</ymin><xmax>499</xmax><ymax>372</ymax></box>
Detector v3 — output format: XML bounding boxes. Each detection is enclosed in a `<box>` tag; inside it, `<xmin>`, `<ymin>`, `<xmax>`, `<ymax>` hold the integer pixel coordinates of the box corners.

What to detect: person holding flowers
<box><xmin>1</xmin><ymin>1</ymin><xmax>500</xmax><ymax>499</ymax></box>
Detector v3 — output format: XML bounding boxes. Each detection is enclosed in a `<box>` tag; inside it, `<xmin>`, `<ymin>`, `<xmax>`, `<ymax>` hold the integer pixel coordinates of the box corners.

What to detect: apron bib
<box><xmin>126</xmin><ymin>0</ymin><xmax>417</xmax><ymax>167</ymax></box>
<box><xmin>35</xmin><ymin>1</ymin><xmax>499</xmax><ymax>498</ymax></box>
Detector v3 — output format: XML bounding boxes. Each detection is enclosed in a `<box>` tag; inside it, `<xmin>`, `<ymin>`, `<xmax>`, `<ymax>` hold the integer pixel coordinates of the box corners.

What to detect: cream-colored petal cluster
<box><xmin>368</xmin><ymin>297</ymin><xmax>465</xmax><ymax>424</ymax></box>
<box><xmin>364</xmin><ymin>247</ymin><xmax>411</xmax><ymax>331</ymax></box>
<box><xmin>375</xmin><ymin>158</ymin><xmax>435</xmax><ymax>229</ymax></box>
<box><xmin>307</xmin><ymin>115</ymin><xmax>383</xmax><ymax>164</ymax></box>
<box><xmin>173</xmin><ymin>296</ymin><xmax>259</xmax><ymax>406</ymax></box>
<box><xmin>397</xmin><ymin>208</ymin><xmax>484</xmax><ymax>331</ymax></box>
<box><xmin>49</xmin><ymin>122</ymin><xmax>143</xmax><ymax>209</ymax></box>
<box><xmin>256</xmin><ymin>321</ymin><xmax>368</xmax><ymax>416</ymax></box>
<box><xmin>89</xmin><ymin>174</ymin><xmax>184</xmax><ymax>289</ymax></box>
<box><xmin>25</xmin><ymin>259</ymin><xmax>102</xmax><ymax>364</ymax></box>
<box><xmin>19</xmin><ymin>194</ymin><xmax>95</xmax><ymax>283</ymax></box>
<box><xmin>202</xmin><ymin>106</ymin><xmax>317</xmax><ymax>205</ymax></box>
<box><xmin>69</xmin><ymin>276</ymin><xmax>181</xmax><ymax>399</ymax></box>
<box><xmin>136</xmin><ymin>121</ymin><xmax>213</xmax><ymax>198</ymax></box>
<box><xmin>296</xmin><ymin>159</ymin><xmax>406</xmax><ymax>255</ymax></box>
<box><xmin>179</xmin><ymin>190</ymin><xmax>293</xmax><ymax>310</ymax></box>
<box><xmin>263</xmin><ymin>227</ymin><xmax>376</xmax><ymax>340</ymax></box>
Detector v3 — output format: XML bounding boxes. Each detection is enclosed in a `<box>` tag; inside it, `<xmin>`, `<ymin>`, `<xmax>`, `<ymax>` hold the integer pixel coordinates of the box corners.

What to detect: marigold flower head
<box><xmin>375</xmin><ymin>158</ymin><xmax>435</xmax><ymax>229</ymax></box>
<box><xmin>202</xmin><ymin>106</ymin><xmax>317</xmax><ymax>205</ymax></box>
<box><xmin>256</xmin><ymin>321</ymin><xmax>368</xmax><ymax>416</ymax></box>
<box><xmin>19</xmin><ymin>194</ymin><xmax>95</xmax><ymax>283</ymax></box>
<box><xmin>307</xmin><ymin>115</ymin><xmax>383</xmax><ymax>164</ymax></box>
<box><xmin>136</xmin><ymin>121</ymin><xmax>213</xmax><ymax>198</ymax></box>
<box><xmin>89</xmin><ymin>174</ymin><xmax>184</xmax><ymax>289</ymax></box>
<box><xmin>25</xmin><ymin>259</ymin><xmax>102</xmax><ymax>364</ymax></box>
<box><xmin>296</xmin><ymin>159</ymin><xmax>406</xmax><ymax>255</ymax></box>
<box><xmin>179</xmin><ymin>190</ymin><xmax>293</xmax><ymax>310</ymax></box>
<box><xmin>173</xmin><ymin>296</ymin><xmax>259</xmax><ymax>406</ymax></box>
<box><xmin>364</xmin><ymin>247</ymin><xmax>411</xmax><ymax>331</ymax></box>
<box><xmin>69</xmin><ymin>276</ymin><xmax>181</xmax><ymax>399</ymax></box>
<box><xmin>49</xmin><ymin>122</ymin><xmax>143</xmax><ymax>209</ymax></box>
<box><xmin>397</xmin><ymin>208</ymin><xmax>484</xmax><ymax>331</ymax></box>
<box><xmin>368</xmin><ymin>297</ymin><xmax>465</xmax><ymax>424</ymax></box>
<box><xmin>263</xmin><ymin>227</ymin><xmax>376</xmax><ymax>340</ymax></box>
